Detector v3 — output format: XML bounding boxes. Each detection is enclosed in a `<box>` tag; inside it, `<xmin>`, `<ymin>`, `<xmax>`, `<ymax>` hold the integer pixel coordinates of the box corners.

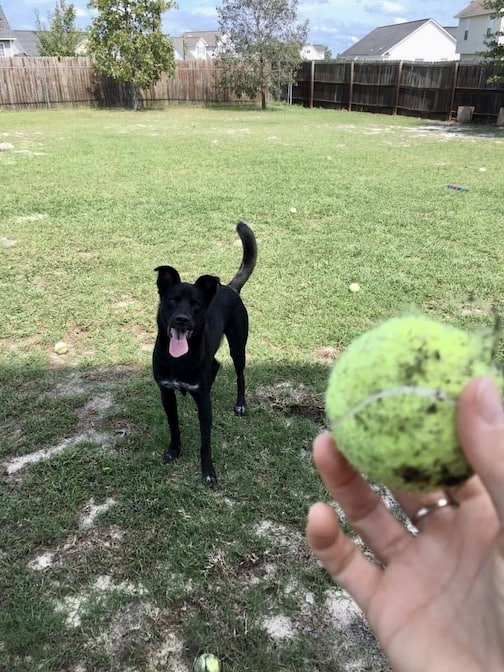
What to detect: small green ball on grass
<box><xmin>193</xmin><ymin>653</ymin><xmax>221</xmax><ymax>672</ymax></box>
<box><xmin>325</xmin><ymin>315</ymin><xmax>503</xmax><ymax>492</ymax></box>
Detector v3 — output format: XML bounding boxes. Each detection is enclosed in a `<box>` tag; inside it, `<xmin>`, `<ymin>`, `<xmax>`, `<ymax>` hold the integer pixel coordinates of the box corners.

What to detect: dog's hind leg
<box><xmin>229</xmin><ymin>345</ymin><xmax>247</xmax><ymax>416</ymax></box>
<box><xmin>160</xmin><ymin>387</ymin><xmax>182</xmax><ymax>463</ymax></box>
<box><xmin>211</xmin><ymin>358</ymin><xmax>220</xmax><ymax>386</ymax></box>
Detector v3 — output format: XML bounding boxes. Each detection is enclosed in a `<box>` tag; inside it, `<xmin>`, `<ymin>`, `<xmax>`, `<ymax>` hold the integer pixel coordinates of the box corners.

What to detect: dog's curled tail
<box><xmin>228</xmin><ymin>221</ymin><xmax>257</xmax><ymax>293</ymax></box>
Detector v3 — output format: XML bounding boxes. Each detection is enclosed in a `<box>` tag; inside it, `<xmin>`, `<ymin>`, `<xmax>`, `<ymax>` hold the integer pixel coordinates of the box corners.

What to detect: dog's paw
<box><xmin>203</xmin><ymin>470</ymin><xmax>218</xmax><ymax>486</ymax></box>
<box><xmin>163</xmin><ymin>448</ymin><xmax>180</xmax><ymax>464</ymax></box>
<box><xmin>234</xmin><ymin>404</ymin><xmax>246</xmax><ymax>417</ymax></box>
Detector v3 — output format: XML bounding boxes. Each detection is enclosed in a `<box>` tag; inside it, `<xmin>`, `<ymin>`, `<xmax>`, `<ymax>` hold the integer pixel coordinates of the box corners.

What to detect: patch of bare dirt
<box><xmin>256</xmin><ymin>381</ymin><xmax>324</xmax><ymax>421</ymax></box>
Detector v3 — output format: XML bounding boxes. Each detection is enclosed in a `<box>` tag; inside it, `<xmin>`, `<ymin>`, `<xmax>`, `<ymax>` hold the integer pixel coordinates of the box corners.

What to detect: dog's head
<box><xmin>155</xmin><ymin>266</ymin><xmax>220</xmax><ymax>358</ymax></box>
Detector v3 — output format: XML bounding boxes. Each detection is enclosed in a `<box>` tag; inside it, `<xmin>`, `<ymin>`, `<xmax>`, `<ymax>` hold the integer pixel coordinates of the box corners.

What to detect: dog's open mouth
<box><xmin>168</xmin><ymin>328</ymin><xmax>191</xmax><ymax>358</ymax></box>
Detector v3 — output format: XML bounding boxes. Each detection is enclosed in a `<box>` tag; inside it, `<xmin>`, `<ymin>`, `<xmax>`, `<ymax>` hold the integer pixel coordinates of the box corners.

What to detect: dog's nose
<box><xmin>173</xmin><ymin>314</ymin><xmax>191</xmax><ymax>330</ymax></box>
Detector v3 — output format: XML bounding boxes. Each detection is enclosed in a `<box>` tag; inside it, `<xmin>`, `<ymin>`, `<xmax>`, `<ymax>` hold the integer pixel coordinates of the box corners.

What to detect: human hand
<box><xmin>306</xmin><ymin>376</ymin><xmax>504</xmax><ymax>672</ymax></box>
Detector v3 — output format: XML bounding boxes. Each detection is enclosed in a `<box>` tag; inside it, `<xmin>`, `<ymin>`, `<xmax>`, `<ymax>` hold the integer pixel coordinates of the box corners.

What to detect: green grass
<box><xmin>1</xmin><ymin>104</ymin><xmax>503</xmax><ymax>672</ymax></box>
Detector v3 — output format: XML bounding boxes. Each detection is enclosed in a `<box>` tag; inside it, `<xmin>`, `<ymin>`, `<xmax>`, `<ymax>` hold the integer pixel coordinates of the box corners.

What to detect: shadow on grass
<box><xmin>0</xmin><ymin>358</ymin><xmax>389</xmax><ymax>672</ymax></box>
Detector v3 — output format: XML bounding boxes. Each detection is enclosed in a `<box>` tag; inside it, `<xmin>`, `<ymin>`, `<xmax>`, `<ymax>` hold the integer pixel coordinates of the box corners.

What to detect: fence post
<box><xmin>348</xmin><ymin>61</ymin><xmax>354</xmax><ymax>111</ymax></box>
<box><xmin>309</xmin><ymin>60</ymin><xmax>315</xmax><ymax>108</ymax></box>
<box><xmin>448</xmin><ymin>61</ymin><xmax>459</xmax><ymax>121</ymax></box>
<box><xmin>393</xmin><ymin>61</ymin><xmax>403</xmax><ymax>115</ymax></box>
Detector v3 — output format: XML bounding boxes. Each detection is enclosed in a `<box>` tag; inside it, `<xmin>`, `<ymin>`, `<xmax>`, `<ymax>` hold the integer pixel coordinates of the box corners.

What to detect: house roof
<box><xmin>181</xmin><ymin>30</ymin><xmax>222</xmax><ymax>48</ymax></box>
<box><xmin>455</xmin><ymin>1</ymin><xmax>493</xmax><ymax>19</ymax></box>
<box><xmin>0</xmin><ymin>4</ymin><xmax>15</xmax><ymax>39</ymax></box>
<box><xmin>13</xmin><ymin>30</ymin><xmax>41</xmax><ymax>55</ymax></box>
<box><xmin>443</xmin><ymin>26</ymin><xmax>459</xmax><ymax>40</ymax></box>
<box><xmin>340</xmin><ymin>18</ymin><xmax>455</xmax><ymax>59</ymax></box>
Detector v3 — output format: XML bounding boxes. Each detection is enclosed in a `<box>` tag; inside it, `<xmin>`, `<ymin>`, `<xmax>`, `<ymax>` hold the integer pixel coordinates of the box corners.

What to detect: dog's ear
<box><xmin>195</xmin><ymin>274</ymin><xmax>220</xmax><ymax>306</ymax></box>
<box><xmin>155</xmin><ymin>266</ymin><xmax>181</xmax><ymax>295</ymax></box>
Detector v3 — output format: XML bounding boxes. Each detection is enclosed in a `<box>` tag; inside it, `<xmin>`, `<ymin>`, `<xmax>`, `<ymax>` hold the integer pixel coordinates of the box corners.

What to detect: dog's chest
<box><xmin>158</xmin><ymin>378</ymin><xmax>200</xmax><ymax>393</ymax></box>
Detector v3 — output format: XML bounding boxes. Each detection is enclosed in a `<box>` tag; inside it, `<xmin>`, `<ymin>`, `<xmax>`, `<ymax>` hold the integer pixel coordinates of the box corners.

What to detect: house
<box><xmin>339</xmin><ymin>18</ymin><xmax>458</xmax><ymax>61</ymax></box>
<box><xmin>301</xmin><ymin>44</ymin><xmax>326</xmax><ymax>61</ymax></box>
<box><xmin>172</xmin><ymin>31</ymin><xmax>223</xmax><ymax>60</ymax></box>
<box><xmin>455</xmin><ymin>0</ymin><xmax>504</xmax><ymax>61</ymax></box>
<box><xmin>171</xmin><ymin>30</ymin><xmax>327</xmax><ymax>63</ymax></box>
<box><xmin>0</xmin><ymin>5</ymin><xmax>16</xmax><ymax>56</ymax></box>
<box><xmin>0</xmin><ymin>5</ymin><xmax>87</xmax><ymax>56</ymax></box>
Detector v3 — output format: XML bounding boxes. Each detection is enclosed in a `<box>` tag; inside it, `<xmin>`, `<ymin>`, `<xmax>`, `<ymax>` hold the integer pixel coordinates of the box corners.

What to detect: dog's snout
<box><xmin>173</xmin><ymin>314</ymin><xmax>191</xmax><ymax>330</ymax></box>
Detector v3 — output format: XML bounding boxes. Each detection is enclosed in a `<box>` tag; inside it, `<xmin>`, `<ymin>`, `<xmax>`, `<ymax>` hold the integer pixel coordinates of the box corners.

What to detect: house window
<box><xmin>486</xmin><ymin>27</ymin><xmax>492</xmax><ymax>37</ymax></box>
<box><xmin>464</xmin><ymin>30</ymin><xmax>469</xmax><ymax>41</ymax></box>
<box><xmin>0</xmin><ymin>42</ymin><xmax>5</xmax><ymax>56</ymax></box>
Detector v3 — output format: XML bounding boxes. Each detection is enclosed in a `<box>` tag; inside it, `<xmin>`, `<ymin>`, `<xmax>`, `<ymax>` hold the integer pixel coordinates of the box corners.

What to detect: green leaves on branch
<box><xmin>87</xmin><ymin>0</ymin><xmax>176</xmax><ymax>107</ymax></box>
<box><xmin>216</xmin><ymin>0</ymin><xmax>308</xmax><ymax>109</ymax></box>
<box><xmin>482</xmin><ymin>0</ymin><xmax>504</xmax><ymax>82</ymax></box>
<box><xmin>35</xmin><ymin>0</ymin><xmax>81</xmax><ymax>57</ymax></box>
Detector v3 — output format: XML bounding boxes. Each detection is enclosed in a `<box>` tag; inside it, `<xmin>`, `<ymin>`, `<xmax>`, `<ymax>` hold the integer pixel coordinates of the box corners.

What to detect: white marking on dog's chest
<box><xmin>159</xmin><ymin>379</ymin><xmax>200</xmax><ymax>392</ymax></box>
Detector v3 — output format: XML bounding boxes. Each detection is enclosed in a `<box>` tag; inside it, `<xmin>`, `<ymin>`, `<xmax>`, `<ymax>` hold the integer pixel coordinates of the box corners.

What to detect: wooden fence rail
<box><xmin>292</xmin><ymin>60</ymin><xmax>504</xmax><ymax>122</ymax></box>
<box><xmin>1</xmin><ymin>57</ymin><xmax>504</xmax><ymax>123</ymax></box>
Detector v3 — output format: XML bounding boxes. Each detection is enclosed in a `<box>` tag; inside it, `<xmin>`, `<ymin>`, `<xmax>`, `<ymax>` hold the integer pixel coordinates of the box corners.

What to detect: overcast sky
<box><xmin>3</xmin><ymin>0</ymin><xmax>468</xmax><ymax>56</ymax></box>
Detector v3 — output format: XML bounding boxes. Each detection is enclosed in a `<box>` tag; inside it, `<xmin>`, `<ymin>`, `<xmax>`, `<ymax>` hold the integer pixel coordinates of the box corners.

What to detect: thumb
<box><xmin>457</xmin><ymin>376</ymin><xmax>504</xmax><ymax>524</ymax></box>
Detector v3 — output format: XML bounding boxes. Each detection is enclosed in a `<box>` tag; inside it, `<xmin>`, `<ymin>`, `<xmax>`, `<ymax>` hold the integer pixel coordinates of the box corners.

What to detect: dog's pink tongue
<box><xmin>169</xmin><ymin>330</ymin><xmax>189</xmax><ymax>358</ymax></box>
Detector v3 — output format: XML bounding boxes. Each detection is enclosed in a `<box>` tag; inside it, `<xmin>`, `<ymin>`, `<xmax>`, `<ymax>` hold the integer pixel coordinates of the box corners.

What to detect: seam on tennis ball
<box><xmin>332</xmin><ymin>386</ymin><xmax>457</xmax><ymax>427</ymax></box>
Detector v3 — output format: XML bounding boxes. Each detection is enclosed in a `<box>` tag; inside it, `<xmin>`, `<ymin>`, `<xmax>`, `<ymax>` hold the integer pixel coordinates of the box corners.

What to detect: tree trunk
<box><xmin>261</xmin><ymin>89</ymin><xmax>266</xmax><ymax>109</ymax></box>
<box><xmin>129</xmin><ymin>82</ymin><xmax>142</xmax><ymax>111</ymax></box>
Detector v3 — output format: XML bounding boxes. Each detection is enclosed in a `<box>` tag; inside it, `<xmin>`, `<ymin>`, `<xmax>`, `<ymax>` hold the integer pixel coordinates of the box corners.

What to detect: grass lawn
<box><xmin>1</xmin><ymin>104</ymin><xmax>503</xmax><ymax>672</ymax></box>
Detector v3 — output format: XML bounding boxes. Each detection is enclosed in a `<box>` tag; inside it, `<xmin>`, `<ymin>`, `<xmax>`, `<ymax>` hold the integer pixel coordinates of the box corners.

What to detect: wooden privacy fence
<box><xmin>1</xmin><ymin>56</ymin><xmax>504</xmax><ymax>122</ymax></box>
<box><xmin>0</xmin><ymin>57</ymin><xmax>234</xmax><ymax>109</ymax></box>
<box><xmin>293</xmin><ymin>60</ymin><xmax>504</xmax><ymax>122</ymax></box>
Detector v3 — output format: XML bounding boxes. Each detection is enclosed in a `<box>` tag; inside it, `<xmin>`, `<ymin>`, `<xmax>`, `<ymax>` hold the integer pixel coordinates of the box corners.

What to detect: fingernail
<box><xmin>476</xmin><ymin>377</ymin><xmax>504</xmax><ymax>425</ymax></box>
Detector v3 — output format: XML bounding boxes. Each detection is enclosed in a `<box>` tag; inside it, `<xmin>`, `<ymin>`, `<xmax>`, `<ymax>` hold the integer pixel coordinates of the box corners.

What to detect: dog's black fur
<box><xmin>152</xmin><ymin>222</ymin><xmax>257</xmax><ymax>484</ymax></box>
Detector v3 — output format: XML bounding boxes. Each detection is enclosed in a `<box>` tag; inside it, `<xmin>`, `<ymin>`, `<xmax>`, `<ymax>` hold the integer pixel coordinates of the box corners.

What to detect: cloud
<box><xmin>364</xmin><ymin>1</ymin><xmax>405</xmax><ymax>14</ymax></box>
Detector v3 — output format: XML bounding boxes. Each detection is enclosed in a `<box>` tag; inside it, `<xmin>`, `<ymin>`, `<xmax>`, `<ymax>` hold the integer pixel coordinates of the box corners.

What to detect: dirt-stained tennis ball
<box><xmin>193</xmin><ymin>653</ymin><xmax>221</xmax><ymax>672</ymax></box>
<box><xmin>325</xmin><ymin>315</ymin><xmax>503</xmax><ymax>492</ymax></box>
<box><xmin>54</xmin><ymin>341</ymin><xmax>69</xmax><ymax>355</ymax></box>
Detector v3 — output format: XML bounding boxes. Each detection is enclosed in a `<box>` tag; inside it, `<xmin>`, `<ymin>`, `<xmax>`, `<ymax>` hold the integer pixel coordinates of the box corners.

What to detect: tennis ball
<box><xmin>325</xmin><ymin>315</ymin><xmax>503</xmax><ymax>492</ymax></box>
<box><xmin>54</xmin><ymin>341</ymin><xmax>69</xmax><ymax>355</ymax></box>
<box><xmin>193</xmin><ymin>653</ymin><xmax>221</xmax><ymax>672</ymax></box>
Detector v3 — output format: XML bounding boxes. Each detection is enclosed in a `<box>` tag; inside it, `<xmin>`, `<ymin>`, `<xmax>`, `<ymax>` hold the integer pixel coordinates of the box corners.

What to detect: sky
<box><xmin>3</xmin><ymin>0</ymin><xmax>468</xmax><ymax>56</ymax></box>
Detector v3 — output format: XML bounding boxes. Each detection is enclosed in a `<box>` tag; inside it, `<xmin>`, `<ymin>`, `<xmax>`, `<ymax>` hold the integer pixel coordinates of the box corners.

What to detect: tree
<box><xmin>216</xmin><ymin>0</ymin><xmax>308</xmax><ymax>109</ymax></box>
<box><xmin>86</xmin><ymin>0</ymin><xmax>176</xmax><ymax>110</ymax></box>
<box><xmin>483</xmin><ymin>0</ymin><xmax>504</xmax><ymax>82</ymax></box>
<box><xmin>35</xmin><ymin>0</ymin><xmax>80</xmax><ymax>57</ymax></box>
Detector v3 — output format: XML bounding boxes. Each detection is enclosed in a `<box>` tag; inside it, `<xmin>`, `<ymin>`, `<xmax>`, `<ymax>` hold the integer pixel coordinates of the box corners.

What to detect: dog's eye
<box><xmin>190</xmin><ymin>299</ymin><xmax>201</xmax><ymax>311</ymax></box>
<box><xmin>166</xmin><ymin>298</ymin><xmax>177</xmax><ymax>307</ymax></box>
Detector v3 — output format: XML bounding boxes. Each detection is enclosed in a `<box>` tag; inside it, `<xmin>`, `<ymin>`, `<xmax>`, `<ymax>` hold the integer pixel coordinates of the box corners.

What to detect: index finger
<box><xmin>457</xmin><ymin>377</ymin><xmax>504</xmax><ymax>525</ymax></box>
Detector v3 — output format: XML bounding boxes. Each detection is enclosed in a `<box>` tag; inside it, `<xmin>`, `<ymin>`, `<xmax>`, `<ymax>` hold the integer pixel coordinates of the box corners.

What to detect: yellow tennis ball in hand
<box><xmin>325</xmin><ymin>315</ymin><xmax>503</xmax><ymax>492</ymax></box>
<box><xmin>193</xmin><ymin>653</ymin><xmax>221</xmax><ymax>672</ymax></box>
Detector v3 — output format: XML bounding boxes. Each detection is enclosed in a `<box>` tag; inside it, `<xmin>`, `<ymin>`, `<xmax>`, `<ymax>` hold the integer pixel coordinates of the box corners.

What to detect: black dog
<box><xmin>153</xmin><ymin>222</ymin><xmax>257</xmax><ymax>484</ymax></box>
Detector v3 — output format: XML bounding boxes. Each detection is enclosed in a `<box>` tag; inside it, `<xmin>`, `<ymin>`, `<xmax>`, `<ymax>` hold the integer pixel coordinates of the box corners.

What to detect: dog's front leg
<box><xmin>160</xmin><ymin>387</ymin><xmax>182</xmax><ymax>463</ymax></box>
<box><xmin>193</xmin><ymin>392</ymin><xmax>217</xmax><ymax>485</ymax></box>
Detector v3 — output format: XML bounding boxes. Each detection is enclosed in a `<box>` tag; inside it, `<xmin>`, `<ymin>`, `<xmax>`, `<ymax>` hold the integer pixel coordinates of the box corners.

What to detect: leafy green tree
<box><xmin>216</xmin><ymin>0</ymin><xmax>308</xmax><ymax>109</ymax></box>
<box><xmin>87</xmin><ymin>0</ymin><xmax>176</xmax><ymax>109</ymax></box>
<box><xmin>483</xmin><ymin>0</ymin><xmax>504</xmax><ymax>81</ymax></box>
<box><xmin>35</xmin><ymin>0</ymin><xmax>80</xmax><ymax>57</ymax></box>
